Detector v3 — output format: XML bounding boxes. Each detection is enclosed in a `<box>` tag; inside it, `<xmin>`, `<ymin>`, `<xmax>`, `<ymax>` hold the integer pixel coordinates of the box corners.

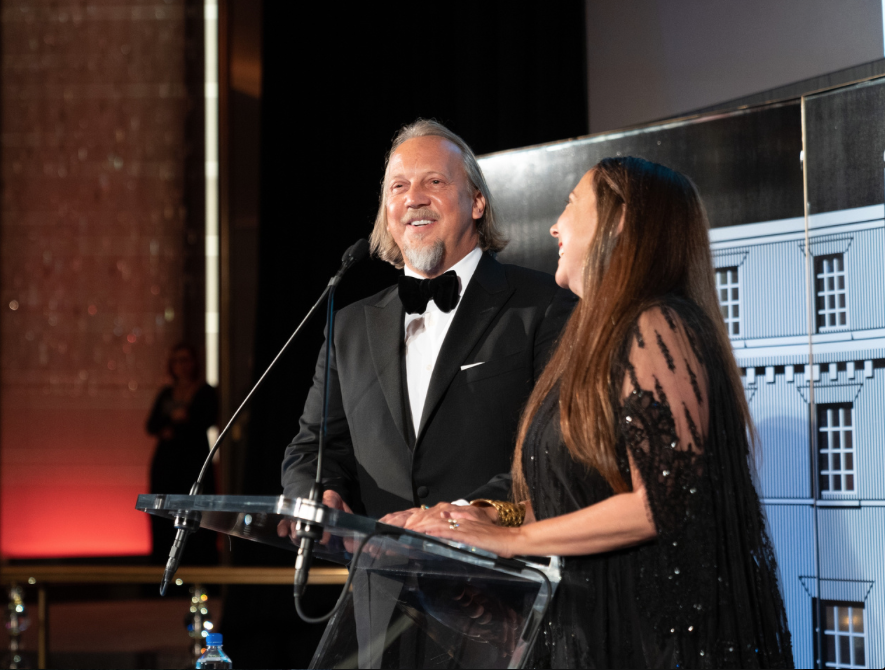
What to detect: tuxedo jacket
<box><xmin>280</xmin><ymin>253</ymin><xmax>575</xmax><ymax>518</ymax></box>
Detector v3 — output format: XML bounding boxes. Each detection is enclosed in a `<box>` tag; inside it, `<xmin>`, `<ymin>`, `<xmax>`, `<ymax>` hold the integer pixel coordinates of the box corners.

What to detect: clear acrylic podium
<box><xmin>136</xmin><ymin>494</ymin><xmax>560</xmax><ymax>669</ymax></box>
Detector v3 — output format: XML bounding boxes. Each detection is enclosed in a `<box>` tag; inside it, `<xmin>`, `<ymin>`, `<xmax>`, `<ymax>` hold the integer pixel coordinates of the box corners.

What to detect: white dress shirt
<box><xmin>404</xmin><ymin>246</ymin><xmax>483</xmax><ymax>433</ymax></box>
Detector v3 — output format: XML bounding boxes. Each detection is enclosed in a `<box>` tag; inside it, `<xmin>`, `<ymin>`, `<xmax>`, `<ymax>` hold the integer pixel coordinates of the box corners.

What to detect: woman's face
<box><xmin>170</xmin><ymin>349</ymin><xmax>196</xmax><ymax>381</ymax></box>
<box><xmin>550</xmin><ymin>170</ymin><xmax>599</xmax><ymax>298</ymax></box>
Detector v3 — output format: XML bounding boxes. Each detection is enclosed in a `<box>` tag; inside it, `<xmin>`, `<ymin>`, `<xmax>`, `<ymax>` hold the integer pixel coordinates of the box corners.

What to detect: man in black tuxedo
<box><xmin>279</xmin><ymin>119</ymin><xmax>574</xmax><ymax>521</ymax></box>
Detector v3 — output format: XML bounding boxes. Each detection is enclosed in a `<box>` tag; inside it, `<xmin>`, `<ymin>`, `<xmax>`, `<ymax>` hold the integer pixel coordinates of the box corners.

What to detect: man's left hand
<box><xmin>377</xmin><ymin>506</ymin><xmax>420</xmax><ymax>528</ymax></box>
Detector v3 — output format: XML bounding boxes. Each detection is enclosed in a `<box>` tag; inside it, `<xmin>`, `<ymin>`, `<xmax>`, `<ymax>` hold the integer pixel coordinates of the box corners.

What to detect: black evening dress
<box><xmin>522</xmin><ymin>297</ymin><xmax>793</xmax><ymax>669</ymax></box>
<box><xmin>146</xmin><ymin>382</ymin><xmax>219</xmax><ymax>565</ymax></box>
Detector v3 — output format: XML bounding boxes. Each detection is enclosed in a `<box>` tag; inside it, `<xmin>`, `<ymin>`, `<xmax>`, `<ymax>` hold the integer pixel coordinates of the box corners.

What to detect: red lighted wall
<box><xmin>1</xmin><ymin>1</ymin><xmax>191</xmax><ymax>557</ymax></box>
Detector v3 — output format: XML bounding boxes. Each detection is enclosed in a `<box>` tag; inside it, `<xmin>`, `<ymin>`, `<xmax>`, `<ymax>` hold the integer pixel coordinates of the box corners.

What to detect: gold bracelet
<box><xmin>470</xmin><ymin>499</ymin><xmax>526</xmax><ymax>527</ymax></box>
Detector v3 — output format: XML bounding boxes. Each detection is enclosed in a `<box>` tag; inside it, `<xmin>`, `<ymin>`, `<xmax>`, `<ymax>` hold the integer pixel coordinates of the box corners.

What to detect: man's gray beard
<box><xmin>403</xmin><ymin>239</ymin><xmax>445</xmax><ymax>274</ymax></box>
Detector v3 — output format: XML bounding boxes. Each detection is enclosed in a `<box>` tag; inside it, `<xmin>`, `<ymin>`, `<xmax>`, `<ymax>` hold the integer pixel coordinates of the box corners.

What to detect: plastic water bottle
<box><xmin>196</xmin><ymin>633</ymin><xmax>233</xmax><ymax>669</ymax></box>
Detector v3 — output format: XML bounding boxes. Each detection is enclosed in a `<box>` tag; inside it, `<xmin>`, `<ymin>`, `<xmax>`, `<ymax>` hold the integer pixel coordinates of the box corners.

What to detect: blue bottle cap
<box><xmin>206</xmin><ymin>632</ymin><xmax>223</xmax><ymax>646</ymax></box>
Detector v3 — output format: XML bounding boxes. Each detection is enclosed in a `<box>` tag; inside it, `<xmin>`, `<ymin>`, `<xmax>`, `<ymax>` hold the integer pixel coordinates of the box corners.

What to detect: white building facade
<box><xmin>712</xmin><ymin>203</ymin><xmax>885</xmax><ymax>669</ymax></box>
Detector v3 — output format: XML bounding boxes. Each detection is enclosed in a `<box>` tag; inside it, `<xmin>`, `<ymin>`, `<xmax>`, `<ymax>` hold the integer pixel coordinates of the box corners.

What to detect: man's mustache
<box><xmin>400</xmin><ymin>208</ymin><xmax>441</xmax><ymax>225</ymax></box>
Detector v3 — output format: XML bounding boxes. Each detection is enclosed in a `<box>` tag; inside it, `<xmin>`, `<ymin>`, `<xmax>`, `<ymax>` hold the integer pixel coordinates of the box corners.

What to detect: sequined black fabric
<box><xmin>523</xmin><ymin>297</ymin><xmax>793</xmax><ymax>669</ymax></box>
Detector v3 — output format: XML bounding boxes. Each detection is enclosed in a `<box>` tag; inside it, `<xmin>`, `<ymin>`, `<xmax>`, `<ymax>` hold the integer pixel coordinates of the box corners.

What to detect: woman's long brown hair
<box><xmin>511</xmin><ymin>156</ymin><xmax>753</xmax><ymax>501</ymax></box>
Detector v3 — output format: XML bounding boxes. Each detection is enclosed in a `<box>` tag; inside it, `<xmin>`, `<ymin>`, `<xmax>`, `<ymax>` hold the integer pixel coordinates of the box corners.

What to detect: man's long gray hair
<box><xmin>369</xmin><ymin>119</ymin><xmax>508</xmax><ymax>268</ymax></box>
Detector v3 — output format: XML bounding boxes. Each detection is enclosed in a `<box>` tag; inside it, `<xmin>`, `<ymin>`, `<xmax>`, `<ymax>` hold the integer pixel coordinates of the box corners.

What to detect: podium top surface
<box><xmin>136</xmin><ymin>494</ymin><xmax>559</xmax><ymax>585</ymax></box>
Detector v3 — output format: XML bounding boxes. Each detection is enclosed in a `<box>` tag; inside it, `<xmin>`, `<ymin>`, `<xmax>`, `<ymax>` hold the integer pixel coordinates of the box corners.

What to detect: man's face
<box><xmin>385</xmin><ymin>136</ymin><xmax>484</xmax><ymax>277</ymax></box>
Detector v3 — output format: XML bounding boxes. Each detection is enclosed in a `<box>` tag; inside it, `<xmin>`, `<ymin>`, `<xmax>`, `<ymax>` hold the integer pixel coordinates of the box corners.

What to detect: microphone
<box><xmin>293</xmin><ymin>240</ymin><xmax>368</xmax><ymax>607</ymax></box>
<box><xmin>160</xmin><ymin>481</ymin><xmax>202</xmax><ymax>596</ymax></box>
<box><xmin>330</xmin><ymin>238</ymin><xmax>370</xmax><ymax>286</ymax></box>
<box><xmin>158</xmin><ymin>239</ymin><xmax>369</xmax><ymax>597</ymax></box>
<box><xmin>293</xmin><ymin>503</ymin><xmax>324</xmax><ymax>599</ymax></box>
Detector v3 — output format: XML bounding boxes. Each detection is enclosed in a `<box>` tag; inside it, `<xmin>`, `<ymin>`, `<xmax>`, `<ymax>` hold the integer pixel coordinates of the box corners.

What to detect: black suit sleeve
<box><xmin>463</xmin><ymin>285</ymin><xmax>576</xmax><ymax>502</ymax></box>
<box><xmin>280</xmin><ymin>325</ymin><xmax>360</xmax><ymax>508</ymax></box>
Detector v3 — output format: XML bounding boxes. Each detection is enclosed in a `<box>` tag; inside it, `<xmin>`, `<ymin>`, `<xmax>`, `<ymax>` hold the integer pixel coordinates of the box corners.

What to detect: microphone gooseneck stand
<box><xmin>158</xmin><ymin>238</ymin><xmax>370</xmax><ymax>597</ymax></box>
<box><xmin>292</xmin><ymin>245</ymin><xmax>341</xmax><ymax>611</ymax></box>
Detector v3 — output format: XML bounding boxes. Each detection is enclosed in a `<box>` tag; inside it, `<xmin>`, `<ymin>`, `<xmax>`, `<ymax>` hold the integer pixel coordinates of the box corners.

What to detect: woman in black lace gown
<box><xmin>411</xmin><ymin>157</ymin><xmax>794</xmax><ymax>668</ymax></box>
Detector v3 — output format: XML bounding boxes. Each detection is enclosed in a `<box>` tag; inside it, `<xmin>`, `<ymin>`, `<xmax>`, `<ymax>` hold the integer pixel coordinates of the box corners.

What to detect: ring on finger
<box><xmin>421</xmin><ymin>505</ymin><xmax>429</xmax><ymax>510</ymax></box>
<box><xmin>448</xmin><ymin>518</ymin><xmax>460</xmax><ymax>529</ymax></box>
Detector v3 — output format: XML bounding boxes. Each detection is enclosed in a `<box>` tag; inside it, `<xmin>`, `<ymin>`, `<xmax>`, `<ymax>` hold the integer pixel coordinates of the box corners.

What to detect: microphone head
<box><xmin>342</xmin><ymin>238</ymin><xmax>369</xmax><ymax>266</ymax></box>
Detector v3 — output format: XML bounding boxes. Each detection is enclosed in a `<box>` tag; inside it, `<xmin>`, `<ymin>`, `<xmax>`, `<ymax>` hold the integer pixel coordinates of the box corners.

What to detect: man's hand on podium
<box><xmin>276</xmin><ymin>490</ymin><xmax>353</xmax><ymax>544</ymax></box>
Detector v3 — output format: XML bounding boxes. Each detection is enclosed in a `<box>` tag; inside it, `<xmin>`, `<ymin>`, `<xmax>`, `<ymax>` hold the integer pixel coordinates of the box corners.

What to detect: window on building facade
<box><xmin>715</xmin><ymin>266</ymin><xmax>741</xmax><ymax>337</ymax></box>
<box><xmin>818</xmin><ymin>403</ymin><xmax>855</xmax><ymax>494</ymax></box>
<box><xmin>816</xmin><ymin>254</ymin><xmax>848</xmax><ymax>331</ymax></box>
<box><xmin>818</xmin><ymin>600</ymin><xmax>866</xmax><ymax>669</ymax></box>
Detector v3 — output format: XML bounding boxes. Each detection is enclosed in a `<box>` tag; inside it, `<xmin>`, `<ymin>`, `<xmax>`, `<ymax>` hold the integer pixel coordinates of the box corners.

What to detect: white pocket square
<box><xmin>460</xmin><ymin>362</ymin><xmax>485</xmax><ymax>371</ymax></box>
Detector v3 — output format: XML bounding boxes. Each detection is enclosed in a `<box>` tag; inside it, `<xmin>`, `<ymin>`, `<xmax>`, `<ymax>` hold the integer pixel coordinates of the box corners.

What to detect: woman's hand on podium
<box><xmin>405</xmin><ymin>505</ymin><xmax>525</xmax><ymax>558</ymax></box>
<box><xmin>379</xmin><ymin>502</ymin><xmax>496</xmax><ymax>530</ymax></box>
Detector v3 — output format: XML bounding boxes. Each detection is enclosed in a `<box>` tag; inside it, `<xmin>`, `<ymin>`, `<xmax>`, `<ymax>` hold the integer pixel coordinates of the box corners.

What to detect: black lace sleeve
<box><xmin>620</xmin><ymin>306</ymin><xmax>709</xmax><ymax>541</ymax></box>
<box><xmin>616</xmin><ymin>303</ymin><xmax>793</xmax><ymax>668</ymax></box>
<box><xmin>618</xmin><ymin>306</ymin><xmax>719</xmax><ymax>656</ymax></box>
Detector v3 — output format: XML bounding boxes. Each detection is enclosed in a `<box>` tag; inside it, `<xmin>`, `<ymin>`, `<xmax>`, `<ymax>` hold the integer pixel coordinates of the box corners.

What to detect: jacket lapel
<box><xmin>364</xmin><ymin>288</ymin><xmax>411</xmax><ymax>449</ymax></box>
<box><xmin>417</xmin><ymin>254</ymin><xmax>513</xmax><ymax>439</ymax></box>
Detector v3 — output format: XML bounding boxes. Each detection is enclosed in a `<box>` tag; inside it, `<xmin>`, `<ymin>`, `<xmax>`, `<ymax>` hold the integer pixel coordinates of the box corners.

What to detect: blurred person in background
<box><xmin>146</xmin><ymin>343</ymin><xmax>219</xmax><ymax>565</ymax></box>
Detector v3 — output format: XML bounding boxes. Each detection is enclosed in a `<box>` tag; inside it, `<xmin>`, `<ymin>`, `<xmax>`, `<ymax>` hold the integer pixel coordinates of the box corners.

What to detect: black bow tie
<box><xmin>398</xmin><ymin>270</ymin><xmax>461</xmax><ymax>314</ymax></box>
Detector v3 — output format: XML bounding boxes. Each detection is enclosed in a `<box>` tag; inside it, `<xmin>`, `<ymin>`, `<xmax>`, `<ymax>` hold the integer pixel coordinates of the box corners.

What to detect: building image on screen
<box><xmin>712</xmin><ymin>203</ymin><xmax>883</xmax><ymax>670</ymax></box>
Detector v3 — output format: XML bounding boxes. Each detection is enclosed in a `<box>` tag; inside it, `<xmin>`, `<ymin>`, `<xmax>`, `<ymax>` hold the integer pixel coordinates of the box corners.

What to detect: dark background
<box><xmin>222</xmin><ymin>2</ymin><xmax>589</xmax><ymax>666</ymax></box>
